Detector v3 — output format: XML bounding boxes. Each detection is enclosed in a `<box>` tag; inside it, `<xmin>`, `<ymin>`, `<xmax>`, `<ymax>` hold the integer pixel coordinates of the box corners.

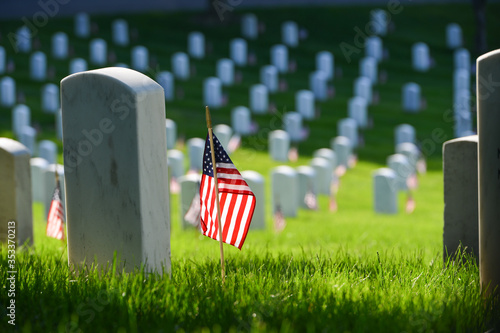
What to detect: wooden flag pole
<box><xmin>206</xmin><ymin>106</ymin><xmax>225</xmax><ymax>284</ymax></box>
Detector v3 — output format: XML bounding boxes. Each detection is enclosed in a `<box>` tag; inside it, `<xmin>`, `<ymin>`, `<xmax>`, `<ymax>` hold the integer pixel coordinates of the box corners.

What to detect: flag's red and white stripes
<box><xmin>46</xmin><ymin>191</ymin><xmax>65</xmax><ymax>240</ymax></box>
<box><xmin>200</xmin><ymin>162</ymin><xmax>255</xmax><ymax>250</ymax></box>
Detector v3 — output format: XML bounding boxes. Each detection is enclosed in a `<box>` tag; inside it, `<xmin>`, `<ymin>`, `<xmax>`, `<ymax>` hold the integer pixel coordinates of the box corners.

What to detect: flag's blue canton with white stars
<box><xmin>203</xmin><ymin>134</ymin><xmax>233</xmax><ymax>177</ymax></box>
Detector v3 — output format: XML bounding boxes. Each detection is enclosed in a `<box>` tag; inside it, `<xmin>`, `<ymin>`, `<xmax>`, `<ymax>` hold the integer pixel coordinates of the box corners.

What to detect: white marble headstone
<box><xmin>360</xmin><ymin>57</ymin><xmax>378</xmax><ymax>84</ymax></box>
<box><xmin>365</xmin><ymin>36</ymin><xmax>383</xmax><ymax>62</ymax></box>
<box><xmin>0</xmin><ymin>138</ymin><xmax>33</xmax><ymax>245</ymax></box>
<box><xmin>157</xmin><ymin>71</ymin><xmax>174</xmax><ymax>101</ymax></box>
<box><xmin>89</xmin><ymin>38</ymin><xmax>107</xmax><ymax>66</ymax></box>
<box><xmin>454</xmin><ymin>48</ymin><xmax>470</xmax><ymax>71</ymax></box>
<box><xmin>217</xmin><ymin>58</ymin><xmax>234</xmax><ymax>86</ymax></box>
<box><xmin>387</xmin><ymin>154</ymin><xmax>411</xmax><ymax>191</ymax></box>
<box><xmin>402</xmin><ymin>82</ymin><xmax>421</xmax><ymax>113</ymax></box>
<box><xmin>394</xmin><ymin>124</ymin><xmax>416</xmax><ymax>147</ymax></box>
<box><xmin>0</xmin><ymin>46</ymin><xmax>5</xmax><ymax>75</ymax></box>
<box><xmin>310</xmin><ymin>157</ymin><xmax>332</xmax><ymax>195</ymax></box>
<box><xmin>269</xmin><ymin>130</ymin><xmax>290</xmax><ymax>162</ymax></box>
<box><xmin>52</xmin><ymin>32</ymin><xmax>68</xmax><ymax>59</ymax></box>
<box><xmin>75</xmin><ymin>12</ymin><xmax>90</xmax><ymax>38</ymax></box>
<box><xmin>203</xmin><ymin>77</ymin><xmax>222</xmax><ymax>109</ymax></box>
<box><xmin>19</xmin><ymin>126</ymin><xmax>36</xmax><ymax>156</ymax></box>
<box><xmin>316</xmin><ymin>51</ymin><xmax>334</xmax><ymax>80</ymax></box>
<box><xmin>38</xmin><ymin>140</ymin><xmax>57</xmax><ymax>164</ymax></box>
<box><xmin>131</xmin><ymin>46</ymin><xmax>149</xmax><ymax>72</ymax></box>
<box><xmin>271</xmin><ymin>44</ymin><xmax>288</xmax><ymax>74</ymax></box>
<box><xmin>241</xmin><ymin>14</ymin><xmax>258</xmax><ymax>40</ymax></box>
<box><xmin>231</xmin><ymin>106</ymin><xmax>251</xmax><ymax>136</ymax></box>
<box><xmin>283</xmin><ymin>112</ymin><xmax>303</xmax><ymax>142</ymax></box>
<box><xmin>12</xmin><ymin>104</ymin><xmax>31</xmax><ymax>138</ymax></box>
<box><xmin>0</xmin><ymin>77</ymin><xmax>16</xmax><ymax>107</ymax></box>
<box><xmin>30</xmin><ymin>157</ymin><xmax>49</xmax><ymax>203</ymax></box>
<box><xmin>446</xmin><ymin>23</ymin><xmax>462</xmax><ymax>49</ymax></box>
<box><xmin>165</xmin><ymin>118</ymin><xmax>177</xmax><ymax>150</ymax></box>
<box><xmin>41</xmin><ymin>83</ymin><xmax>59</xmax><ymax>114</ymax></box>
<box><xmin>213</xmin><ymin>124</ymin><xmax>233</xmax><ymax>150</ymax></box>
<box><xmin>295</xmin><ymin>90</ymin><xmax>315</xmax><ymax>120</ymax></box>
<box><xmin>188</xmin><ymin>32</ymin><xmax>205</xmax><ymax>59</ymax></box>
<box><xmin>310</xmin><ymin>71</ymin><xmax>328</xmax><ymax>101</ymax></box>
<box><xmin>187</xmin><ymin>137</ymin><xmax>205</xmax><ymax>171</ymax></box>
<box><xmin>249</xmin><ymin>84</ymin><xmax>268</xmax><ymax>114</ymax></box>
<box><xmin>454</xmin><ymin>68</ymin><xmax>470</xmax><ymax>92</ymax></box>
<box><xmin>112</xmin><ymin>19</ymin><xmax>129</xmax><ymax>46</ymax></box>
<box><xmin>271</xmin><ymin>166</ymin><xmax>298</xmax><ymax>217</ymax></box>
<box><xmin>296</xmin><ymin>165</ymin><xmax>317</xmax><ymax>209</ymax></box>
<box><xmin>167</xmin><ymin>149</ymin><xmax>184</xmax><ymax>179</ymax></box>
<box><xmin>332</xmin><ymin>136</ymin><xmax>352</xmax><ymax>169</ymax></box>
<box><xmin>16</xmin><ymin>26</ymin><xmax>31</xmax><ymax>53</ymax></box>
<box><xmin>348</xmin><ymin>96</ymin><xmax>368</xmax><ymax>129</ymax></box>
<box><xmin>412</xmin><ymin>42</ymin><xmax>430</xmax><ymax>72</ymax></box>
<box><xmin>30</xmin><ymin>51</ymin><xmax>47</xmax><ymax>81</ymax></box>
<box><xmin>337</xmin><ymin>118</ymin><xmax>358</xmax><ymax>148</ymax></box>
<box><xmin>370</xmin><ymin>9</ymin><xmax>388</xmax><ymax>36</ymax></box>
<box><xmin>373</xmin><ymin>168</ymin><xmax>398</xmax><ymax>214</ymax></box>
<box><xmin>260</xmin><ymin>65</ymin><xmax>278</xmax><ymax>93</ymax></box>
<box><xmin>171</xmin><ymin>52</ymin><xmax>190</xmax><ymax>80</ymax></box>
<box><xmin>282</xmin><ymin>21</ymin><xmax>299</xmax><ymax>47</ymax></box>
<box><xmin>354</xmin><ymin>76</ymin><xmax>372</xmax><ymax>104</ymax></box>
<box><xmin>230</xmin><ymin>38</ymin><xmax>247</xmax><ymax>67</ymax></box>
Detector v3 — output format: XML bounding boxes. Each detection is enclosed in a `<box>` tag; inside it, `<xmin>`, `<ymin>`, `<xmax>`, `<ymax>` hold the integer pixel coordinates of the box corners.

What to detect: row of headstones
<box><xmin>0</xmin><ymin>80</ymin><xmax>60</xmax><ymax>112</ymax></box>
<box><xmin>0</xmin><ymin>138</ymin><xmax>63</xmax><ymax>246</ymax></box>
<box><xmin>373</xmin><ymin>140</ymin><xmax>420</xmax><ymax>214</ymax></box>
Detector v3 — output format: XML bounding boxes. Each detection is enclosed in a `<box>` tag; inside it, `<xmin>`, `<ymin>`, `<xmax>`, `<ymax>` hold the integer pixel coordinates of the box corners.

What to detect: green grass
<box><xmin>1</xmin><ymin>3</ymin><xmax>500</xmax><ymax>332</ymax></box>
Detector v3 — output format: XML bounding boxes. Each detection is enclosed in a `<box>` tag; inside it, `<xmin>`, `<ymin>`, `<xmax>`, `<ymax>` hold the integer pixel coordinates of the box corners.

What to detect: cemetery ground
<box><xmin>1</xmin><ymin>3</ymin><xmax>500</xmax><ymax>332</ymax></box>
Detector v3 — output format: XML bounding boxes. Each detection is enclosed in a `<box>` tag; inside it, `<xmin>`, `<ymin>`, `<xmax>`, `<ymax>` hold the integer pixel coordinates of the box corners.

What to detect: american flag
<box><xmin>46</xmin><ymin>179</ymin><xmax>65</xmax><ymax>240</ymax></box>
<box><xmin>200</xmin><ymin>133</ymin><xmax>256</xmax><ymax>250</ymax></box>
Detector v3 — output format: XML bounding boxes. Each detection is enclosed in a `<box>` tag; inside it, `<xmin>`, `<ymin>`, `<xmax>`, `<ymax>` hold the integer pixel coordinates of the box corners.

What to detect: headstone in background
<box><xmin>443</xmin><ymin>135</ymin><xmax>478</xmax><ymax>263</ymax></box>
<box><xmin>0</xmin><ymin>76</ymin><xmax>16</xmax><ymax>107</ymax></box>
<box><xmin>295</xmin><ymin>90</ymin><xmax>315</xmax><ymax>120</ymax></box>
<box><xmin>0</xmin><ymin>138</ymin><xmax>33</xmax><ymax>245</ymax></box>
<box><xmin>271</xmin><ymin>44</ymin><xmax>288</xmax><ymax>73</ymax></box>
<box><xmin>89</xmin><ymin>38</ymin><xmax>107</xmax><ymax>66</ymax></box>
<box><xmin>283</xmin><ymin>112</ymin><xmax>303</xmax><ymax>142</ymax></box>
<box><xmin>260</xmin><ymin>65</ymin><xmax>278</xmax><ymax>93</ymax></box>
<box><xmin>231</xmin><ymin>106</ymin><xmax>252</xmax><ymax>136</ymax></box>
<box><xmin>171</xmin><ymin>52</ymin><xmax>190</xmax><ymax>80</ymax></box>
<box><xmin>41</xmin><ymin>83</ymin><xmax>59</xmax><ymax>114</ymax></box>
<box><xmin>296</xmin><ymin>165</ymin><xmax>317</xmax><ymax>209</ymax></box>
<box><xmin>61</xmin><ymin>67</ymin><xmax>170</xmax><ymax>273</ymax></box>
<box><xmin>446</xmin><ymin>23</ymin><xmax>462</xmax><ymax>49</ymax></box>
<box><xmin>214</xmin><ymin>124</ymin><xmax>233</xmax><ymax>150</ymax></box>
<box><xmin>216</xmin><ymin>58</ymin><xmax>234</xmax><ymax>86</ymax></box>
<box><xmin>241</xmin><ymin>170</ymin><xmax>265</xmax><ymax>229</ymax></box>
<box><xmin>0</xmin><ymin>46</ymin><xmax>5</xmax><ymax>75</ymax></box>
<box><xmin>360</xmin><ymin>57</ymin><xmax>378</xmax><ymax>84</ymax></box>
<box><xmin>249</xmin><ymin>84</ymin><xmax>268</xmax><ymax>114</ymax></box>
<box><xmin>396</xmin><ymin>142</ymin><xmax>419</xmax><ymax>175</ymax></box>
<box><xmin>453</xmin><ymin>68</ymin><xmax>470</xmax><ymax>92</ymax></box>
<box><xmin>373</xmin><ymin>168</ymin><xmax>398</xmax><ymax>214</ymax></box>
<box><xmin>241</xmin><ymin>13</ymin><xmax>258</xmax><ymax>40</ymax></box>
<box><xmin>310</xmin><ymin>157</ymin><xmax>332</xmax><ymax>195</ymax></box>
<box><xmin>188</xmin><ymin>32</ymin><xmax>205</xmax><ymax>59</ymax></box>
<box><xmin>454</xmin><ymin>48</ymin><xmax>470</xmax><ymax>71</ymax></box>
<box><xmin>165</xmin><ymin>118</ymin><xmax>177</xmax><ymax>150</ymax></box>
<box><xmin>203</xmin><ymin>77</ymin><xmax>222</xmax><ymax>109</ymax></box>
<box><xmin>167</xmin><ymin>149</ymin><xmax>184</xmax><ymax>179</ymax></box>
<box><xmin>332</xmin><ymin>136</ymin><xmax>352</xmax><ymax>169</ymax></box>
<box><xmin>316</xmin><ymin>51</ymin><xmax>334</xmax><ymax>80</ymax></box>
<box><xmin>30</xmin><ymin>51</ymin><xmax>47</xmax><ymax>81</ymax></box>
<box><xmin>16</xmin><ymin>26</ymin><xmax>31</xmax><ymax>53</ymax></box>
<box><xmin>412</xmin><ymin>42</ymin><xmax>430</xmax><ymax>72</ymax></box>
<box><xmin>12</xmin><ymin>104</ymin><xmax>31</xmax><ymax>138</ymax></box>
<box><xmin>271</xmin><ymin>166</ymin><xmax>299</xmax><ymax>217</ymax></box>
<box><xmin>112</xmin><ymin>19</ymin><xmax>129</xmax><ymax>46</ymax></box>
<box><xmin>179</xmin><ymin>173</ymin><xmax>201</xmax><ymax>228</ymax></box>
<box><xmin>282</xmin><ymin>21</ymin><xmax>299</xmax><ymax>47</ymax></box>
<box><xmin>30</xmin><ymin>157</ymin><xmax>49</xmax><ymax>203</ymax></box>
<box><xmin>269</xmin><ymin>130</ymin><xmax>290</xmax><ymax>162</ymax></box>
<box><xmin>313</xmin><ymin>148</ymin><xmax>337</xmax><ymax>171</ymax></box>
<box><xmin>230</xmin><ymin>38</ymin><xmax>248</xmax><ymax>66</ymax></box>
<box><xmin>338</xmin><ymin>118</ymin><xmax>359</xmax><ymax>148</ymax></box>
<box><xmin>75</xmin><ymin>12</ymin><xmax>90</xmax><ymax>38</ymax></box>
<box><xmin>348</xmin><ymin>96</ymin><xmax>368</xmax><ymax>129</ymax></box>
<box><xmin>454</xmin><ymin>90</ymin><xmax>473</xmax><ymax>138</ymax></box>
<box><xmin>309</xmin><ymin>71</ymin><xmax>328</xmax><ymax>101</ymax></box>
<box><xmin>52</xmin><ymin>32</ymin><xmax>68</xmax><ymax>60</ymax></box>
<box><xmin>131</xmin><ymin>46</ymin><xmax>149</xmax><ymax>72</ymax></box>
<box><xmin>402</xmin><ymin>82</ymin><xmax>421</xmax><ymax>113</ymax></box>
<box><xmin>69</xmin><ymin>58</ymin><xmax>88</xmax><ymax>74</ymax></box>
<box><xmin>187</xmin><ymin>137</ymin><xmax>205</xmax><ymax>172</ymax></box>
<box><xmin>365</xmin><ymin>36</ymin><xmax>383</xmax><ymax>62</ymax></box>
<box><xmin>353</xmin><ymin>76</ymin><xmax>372</xmax><ymax>105</ymax></box>
<box><xmin>19</xmin><ymin>126</ymin><xmax>36</xmax><ymax>156</ymax></box>
<box><xmin>370</xmin><ymin>9</ymin><xmax>388</xmax><ymax>36</ymax></box>
<box><xmin>38</xmin><ymin>140</ymin><xmax>57</xmax><ymax>164</ymax></box>
<box><xmin>387</xmin><ymin>153</ymin><xmax>411</xmax><ymax>191</ymax></box>
<box><xmin>157</xmin><ymin>71</ymin><xmax>174</xmax><ymax>101</ymax></box>
<box><xmin>394</xmin><ymin>124</ymin><xmax>416</xmax><ymax>147</ymax></box>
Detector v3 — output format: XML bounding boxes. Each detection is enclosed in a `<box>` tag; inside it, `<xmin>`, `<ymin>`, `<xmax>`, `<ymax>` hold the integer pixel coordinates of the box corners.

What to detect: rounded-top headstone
<box><xmin>282</xmin><ymin>21</ymin><xmax>299</xmax><ymax>47</ymax></box>
<box><xmin>271</xmin><ymin>165</ymin><xmax>299</xmax><ymax>217</ymax></box>
<box><xmin>75</xmin><ymin>12</ymin><xmax>90</xmax><ymax>38</ymax></box>
<box><xmin>112</xmin><ymin>19</ymin><xmax>129</xmax><ymax>46</ymax></box>
<box><xmin>167</xmin><ymin>149</ymin><xmax>184</xmax><ymax>179</ymax></box>
<box><xmin>52</xmin><ymin>32</ymin><xmax>68</xmax><ymax>60</ymax></box>
<box><xmin>332</xmin><ymin>136</ymin><xmax>352</xmax><ymax>168</ymax></box>
<box><xmin>214</xmin><ymin>124</ymin><xmax>233</xmax><ymax>150</ymax></box>
<box><xmin>165</xmin><ymin>118</ymin><xmax>177</xmax><ymax>150</ymax></box>
<box><xmin>188</xmin><ymin>32</ymin><xmax>205</xmax><ymax>59</ymax></box>
<box><xmin>231</xmin><ymin>106</ymin><xmax>251</xmax><ymax>136</ymax></box>
<box><xmin>446</xmin><ymin>23</ymin><xmax>462</xmax><ymax>49</ymax></box>
<box><xmin>338</xmin><ymin>118</ymin><xmax>358</xmax><ymax>148</ymax></box>
<box><xmin>295</xmin><ymin>90</ymin><xmax>315</xmax><ymax>120</ymax></box>
<box><xmin>316</xmin><ymin>51</ymin><xmax>334</xmax><ymax>80</ymax></box>
<box><xmin>310</xmin><ymin>157</ymin><xmax>332</xmax><ymax>195</ymax></box>
<box><xmin>30</xmin><ymin>157</ymin><xmax>49</xmax><ymax>203</ymax></box>
<box><xmin>131</xmin><ymin>46</ymin><xmax>149</xmax><ymax>72</ymax></box>
<box><xmin>283</xmin><ymin>112</ymin><xmax>303</xmax><ymax>142</ymax></box>
<box><xmin>296</xmin><ymin>165</ymin><xmax>317</xmax><ymax>209</ymax></box>
<box><xmin>12</xmin><ymin>104</ymin><xmax>31</xmax><ymax>138</ymax></box>
<box><xmin>241</xmin><ymin>13</ymin><xmax>258</xmax><ymax>40</ymax></box>
<box><xmin>394</xmin><ymin>124</ymin><xmax>416</xmax><ymax>147</ymax></box>
<box><xmin>373</xmin><ymin>168</ymin><xmax>398</xmax><ymax>214</ymax></box>
<box><xmin>187</xmin><ymin>137</ymin><xmax>205</xmax><ymax>171</ymax></box>
<box><xmin>269</xmin><ymin>130</ymin><xmax>290</xmax><ymax>162</ymax></box>
<box><xmin>387</xmin><ymin>154</ymin><xmax>411</xmax><ymax>191</ymax></box>
<box><xmin>313</xmin><ymin>148</ymin><xmax>337</xmax><ymax>170</ymax></box>
<box><xmin>249</xmin><ymin>84</ymin><xmax>268</xmax><ymax>114</ymax></box>
<box><xmin>157</xmin><ymin>71</ymin><xmax>174</xmax><ymax>101</ymax></box>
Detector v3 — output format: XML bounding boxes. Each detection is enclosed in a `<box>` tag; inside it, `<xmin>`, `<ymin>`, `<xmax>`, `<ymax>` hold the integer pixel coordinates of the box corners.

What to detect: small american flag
<box><xmin>46</xmin><ymin>179</ymin><xmax>65</xmax><ymax>240</ymax></box>
<box><xmin>200</xmin><ymin>134</ymin><xmax>256</xmax><ymax>250</ymax></box>
<box><xmin>273</xmin><ymin>203</ymin><xmax>286</xmax><ymax>232</ymax></box>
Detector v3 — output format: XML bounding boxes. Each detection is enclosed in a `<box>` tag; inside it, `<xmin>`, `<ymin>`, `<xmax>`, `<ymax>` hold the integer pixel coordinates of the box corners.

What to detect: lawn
<box><xmin>1</xmin><ymin>2</ymin><xmax>500</xmax><ymax>332</ymax></box>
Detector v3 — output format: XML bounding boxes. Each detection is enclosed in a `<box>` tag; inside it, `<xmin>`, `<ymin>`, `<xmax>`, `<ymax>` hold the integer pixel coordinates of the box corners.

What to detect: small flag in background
<box><xmin>406</xmin><ymin>192</ymin><xmax>416</xmax><ymax>214</ymax></box>
<box><xmin>200</xmin><ymin>134</ymin><xmax>256</xmax><ymax>250</ymax></box>
<box><xmin>304</xmin><ymin>189</ymin><xmax>318</xmax><ymax>210</ymax></box>
<box><xmin>46</xmin><ymin>178</ymin><xmax>65</xmax><ymax>240</ymax></box>
<box><xmin>273</xmin><ymin>203</ymin><xmax>286</xmax><ymax>232</ymax></box>
<box><xmin>184</xmin><ymin>189</ymin><xmax>201</xmax><ymax>228</ymax></box>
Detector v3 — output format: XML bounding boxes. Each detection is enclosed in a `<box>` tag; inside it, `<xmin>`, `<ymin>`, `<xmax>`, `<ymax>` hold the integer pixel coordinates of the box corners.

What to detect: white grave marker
<box><xmin>373</xmin><ymin>168</ymin><xmax>398</xmax><ymax>214</ymax></box>
<box><xmin>454</xmin><ymin>48</ymin><xmax>470</xmax><ymax>71</ymax></box>
<box><xmin>296</xmin><ymin>166</ymin><xmax>317</xmax><ymax>209</ymax></box>
<box><xmin>446</xmin><ymin>23</ymin><xmax>462</xmax><ymax>49</ymax></box>
<box><xmin>42</xmin><ymin>83</ymin><xmax>59</xmax><ymax>114</ymax></box>
<box><xmin>30</xmin><ymin>157</ymin><xmax>49</xmax><ymax>203</ymax></box>
<box><xmin>360</xmin><ymin>57</ymin><xmax>378</xmax><ymax>84</ymax></box>
<box><xmin>52</xmin><ymin>32</ymin><xmax>68</xmax><ymax>59</ymax></box>
<box><xmin>271</xmin><ymin>44</ymin><xmax>288</xmax><ymax>73</ymax></box>
<box><xmin>269</xmin><ymin>130</ymin><xmax>290</xmax><ymax>162</ymax></box>
<box><xmin>19</xmin><ymin>126</ymin><xmax>36</xmax><ymax>156</ymax></box>
<box><xmin>387</xmin><ymin>154</ymin><xmax>411</xmax><ymax>191</ymax></box>
<box><xmin>16</xmin><ymin>26</ymin><xmax>31</xmax><ymax>53</ymax></box>
<box><xmin>284</xmin><ymin>112</ymin><xmax>303</xmax><ymax>142</ymax></box>
<box><xmin>241</xmin><ymin>14</ymin><xmax>258</xmax><ymax>40</ymax></box>
<box><xmin>165</xmin><ymin>118</ymin><xmax>177</xmax><ymax>150</ymax></box>
<box><xmin>131</xmin><ymin>46</ymin><xmax>149</xmax><ymax>72</ymax></box>
<box><xmin>370</xmin><ymin>9</ymin><xmax>388</xmax><ymax>36</ymax></box>
<box><xmin>260</xmin><ymin>65</ymin><xmax>278</xmax><ymax>93</ymax></box>
<box><xmin>30</xmin><ymin>51</ymin><xmax>47</xmax><ymax>81</ymax></box>
<box><xmin>412</xmin><ymin>42</ymin><xmax>430</xmax><ymax>72</ymax></box>
<box><xmin>332</xmin><ymin>136</ymin><xmax>352</xmax><ymax>169</ymax></box>
<box><xmin>217</xmin><ymin>58</ymin><xmax>234</xmax><ymax>86</ymax></box>
<box><xmin>271</xmin><ymin>166</ymin><xmax>299</xmax><ymax>217</ymax></box>
<box><xmin>167</xmin><ymin>149</ymin><xmax>184</xmax><ymax>179</ymax></box>
<box><xmin>0</xmin><ymin>77</ymin><xmax>16</xmax><ymax>107</ymax></box>
<box><xmin>38</xmin><ymin>140</ymin><xmax>57</xmax><ymax>164</ymax></box>
<box><xmin>69</xmin><ymin>58</ymin><xmax>87</xmax><ymax>74</ymax></box>
<box><xmin>310</xmin><ymin>71</ymin><xmax>328</xmax><ymax>101</ymax></box>
<box><xmin>249</xmin><ymin>84</ymin><xmax>268</xmax><ymax>114</ymax></box>
<box><xmin>188</xmin><ymin>32</ymin><xmax>205</xmax><ymax>59</ymax></box>
<box><xmin>316</xmin><ymin>51</ymin><xmax>334</xmax><ymax>80</ymax></box>
<box><xmin>12</xmin><ymin>104</ymin><xmax>31</xmax><ymax>138</ymax></box>
<box><xmin>112</xmin><ymin>19</ymin><xmax>129</xmax><ymax>46</ymax></box>
<box><xmin>354</xmin><ymin>76</ymin><xmax>372</xmax><ymax>104</ymax></box>
<box><xmin>295</xmin><ymin>90</ymin><xmax>315</xmax><ymax>120</ymax></box>
<box><xmin>187</xmin><ymin>138</ymin><xmax>205</xmax><ymax>171</ymax></box>
<box><xmin>394</xmin><ymin>124</ymin><xmax>416</xmax><ymax>147</ymax></box>
<box><xmin>157</xmin><ymin>71</ymin><xmax>174</xmax><ymax>101</ymax></box>
<box><xmin>402</xmin><ymin>82</ymin><xmax>421</xmax><ymax>113</ymax></box>
<box><xmin>89</xmin><ymin>38</ymin><xmax>107</xmax><ymax>66</ymax></box>
<box><xmin>230</xmin><ymin>38</ymin><xmax>247</xmax><ymax>66</ymax></box>
<box><xmin>171</xmin><ymin>52</ymin><xmax>190</xmax><ymax>80</ymax></box>
<box><xmin>203</xmin><ymin>77</ymin><xmax>222</xmax><ymax>109</ymax></box>
<box><xmin>365</xmin><ymin>36</ymin><xmax>383</xmax><ymax>62</ymax></box>
<box><xmin>348</xmin><ymin>96</ymin><xmax>368</xmax><ymax>129</ymax></box>
<box><xmin>75</xmin><ymin>12</ymin><xmax>90</xmax><ymax>38</ymax></box>
<box><xmin>338</xmin><ymin>118</ymin><xmax>358</xmax><ymax>148</ymax></box>
<box><xmin>282</xmin><ymin>21</ymin><xmax>299</xmax><ymax>47</ymax></box>
<box><xmin>231</xmin><ymin>106</ymin><xmax>251</xmax><ymax>135</ymax></box>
